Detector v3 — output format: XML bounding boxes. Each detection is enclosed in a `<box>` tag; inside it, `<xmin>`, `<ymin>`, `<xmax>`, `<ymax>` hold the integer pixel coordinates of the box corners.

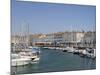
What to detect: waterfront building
<box><xmin>63</xmin><ymin>32</ymin><xmax>73</xmax><ymax>42</ymax></box>
<box><xmin>29</xmin><ymin>34</ymin><xmax>42</xmax><ymax>46</ymax></box>
<box><xmin>45</xmin><ymin>33</ymin><xmax>54</xmax><ymax>43</ymax></box>
<box><xmin>75</xmin><ymin>31</ymin><xmax>85</xmax><ymax>47</ymax></box>
<box><xmin>82</xmin><ymin>31</ymin><xmax>96</xmax><ymax>48</ymax></box>
<box><xmin>31</xmin><ymin>34</ymin><xmax>43</xmax><ymax>46</ymax></box>
<box><xmin>53</xmin><ymin>32</ymin><xmax>63</xmax><ymax>43</ymax></box>
<box><xmin>12</xmin><ymin>31</ymin><xmax>96</xmax><ymax>48</ymax></box>
<box><xmin>53</xmin><ymin>32</ymin><xmax>64</xmax><ymax>47</ymax></box>
<box><xmin>62</xmin><ymin>31</ymin><xmax>85</xmax><ymax>47</ymax></box>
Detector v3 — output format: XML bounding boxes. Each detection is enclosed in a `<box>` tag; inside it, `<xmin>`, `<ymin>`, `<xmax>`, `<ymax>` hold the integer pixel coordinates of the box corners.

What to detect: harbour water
<box><xmin>11</xmin><ymin>48</ymin><xmax>96</xmax><ymax>74</ymax></box>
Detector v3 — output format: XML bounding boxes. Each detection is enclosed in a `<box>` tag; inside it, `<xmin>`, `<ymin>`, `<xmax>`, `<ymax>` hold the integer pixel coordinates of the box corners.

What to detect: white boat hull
<box><xmin>31</xmin><ymin>57</ymin><xmax>40</xmax><ymax>64</ymax></box>
<box><xmin>11</xmin><ymin>58</ymin><xmax>31</xmax><ymax>66</ymax></box>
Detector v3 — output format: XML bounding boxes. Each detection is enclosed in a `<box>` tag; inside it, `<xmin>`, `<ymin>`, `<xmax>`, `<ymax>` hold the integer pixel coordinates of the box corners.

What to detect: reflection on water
<box><xmin>11</xmin><ymin>48</ymin><xmax>96</xmax><ymax>74</ymax></box>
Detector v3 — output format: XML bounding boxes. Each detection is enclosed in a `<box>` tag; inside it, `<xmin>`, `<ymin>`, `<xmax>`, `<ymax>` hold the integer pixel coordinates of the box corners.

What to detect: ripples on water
<box><xmin>11</xmin><ymin>48</ymin><xmax>96</xmax><ymax>74</ymax></box>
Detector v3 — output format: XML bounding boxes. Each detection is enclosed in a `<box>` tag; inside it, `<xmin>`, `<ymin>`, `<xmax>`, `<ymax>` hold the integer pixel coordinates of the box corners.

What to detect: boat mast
<box><xmin>21</xmin><ymin>21</ymin><xmax>30</xmax><ymax>51</ymax></box>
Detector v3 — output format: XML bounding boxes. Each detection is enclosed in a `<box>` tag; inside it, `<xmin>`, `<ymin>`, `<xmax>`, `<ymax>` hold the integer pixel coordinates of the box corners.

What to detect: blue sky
<box><xmin>11</xmin><ymin>0</ymin><xmax>96</xmax><ymax>34</ymax></box>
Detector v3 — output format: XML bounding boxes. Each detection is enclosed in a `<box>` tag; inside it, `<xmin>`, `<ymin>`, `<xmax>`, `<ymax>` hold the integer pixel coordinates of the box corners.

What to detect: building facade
<box><xmin>12</xmin><ymin>31</ymin><xmax>96</xmax><ymax>48</ymax></box>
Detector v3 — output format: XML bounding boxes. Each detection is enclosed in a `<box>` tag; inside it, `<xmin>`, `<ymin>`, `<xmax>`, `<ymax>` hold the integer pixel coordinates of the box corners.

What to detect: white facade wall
<box><xmin>45</xmin><ymin>34</ymin><xmax>54</xmax><ymax>43</ymax></box>
<box><xmin>82</xmin><ymin>32</ymin><xmax>96</xmax><ymax>47</ymax></box>
<box><xmin>76</xmin><ymin>32</ymin><xmax>85</xmax><ymax>42</ymax></box>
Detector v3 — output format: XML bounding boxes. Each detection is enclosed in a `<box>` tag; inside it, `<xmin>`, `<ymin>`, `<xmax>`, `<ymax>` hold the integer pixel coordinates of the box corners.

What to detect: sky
<box><xmin>11</xmin><ymin>0</ymin><xmax>96</xmax><ymax>34</ymax></box>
